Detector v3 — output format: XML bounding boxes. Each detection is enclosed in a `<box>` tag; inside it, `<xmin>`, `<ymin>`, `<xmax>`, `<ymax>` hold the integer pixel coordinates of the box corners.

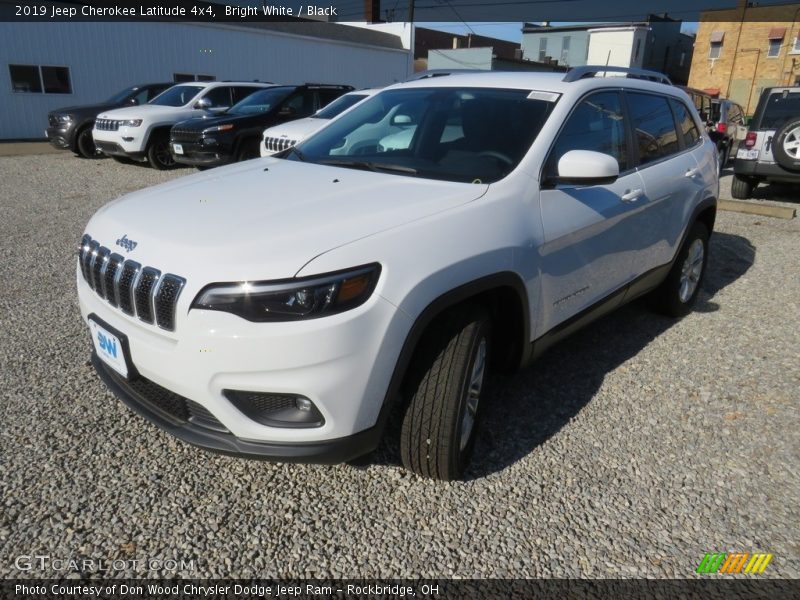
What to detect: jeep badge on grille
<box><xmin>116</xmin><ymin>234</ymin><xmax>138</xmax><ymax>253</ymax></box>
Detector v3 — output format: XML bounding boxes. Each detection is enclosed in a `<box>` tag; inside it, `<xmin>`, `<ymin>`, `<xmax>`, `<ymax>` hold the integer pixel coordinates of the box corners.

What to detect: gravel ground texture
<box><xmin>0</xmin><ymin>154</ymin><xmax>798</xmax><ymax>579</ymax></box>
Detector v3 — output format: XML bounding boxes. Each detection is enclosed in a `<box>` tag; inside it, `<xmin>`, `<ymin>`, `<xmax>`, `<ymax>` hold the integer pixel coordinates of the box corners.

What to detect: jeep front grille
<box><xmin>78</xmin><ymin>234</ymin><xmax>186</xmax><ymax>331</ymax></box>
<box><xmin>264</xmin><ymin>136</ymin><xmax>297</xmax><ymax>153</ymax></box>
<box><xmin>95</xmin><ymin>118</ymin><xmax>120</xmax><ymax>131</ymax></box>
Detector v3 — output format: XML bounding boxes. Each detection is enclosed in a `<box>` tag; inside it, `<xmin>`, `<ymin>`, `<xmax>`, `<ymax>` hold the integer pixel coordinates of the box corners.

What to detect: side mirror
<box><xmin>278</xmin><ymin>106</ymin><xmax>296</xmax><ymax>117</ymax></box>
<box><xmin>194</xmin><ymin>97</ymin><xmax>212</xmax><ymax>110</ymax></box>
<box><xmin>391</xmin><ymin>114</ymin><xmax>412</xmax><ymax>126</ymax></box>
<box><xmin>128</xmin><ymin>97</ymin><xmax>139</xmax><ymax>106</ymax></box>
<box><xmin>553</xmin><ymin>150</ymin><xmax>619</xmax><ymax>185</ymax></box>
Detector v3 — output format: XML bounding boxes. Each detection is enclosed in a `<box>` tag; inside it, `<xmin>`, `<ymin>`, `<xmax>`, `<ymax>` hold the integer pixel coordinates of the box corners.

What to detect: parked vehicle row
<box><xmin>77</xmin><ymin>66</ymin><xmax>720</xmax><ymax>480</ymax></box>
<box><xmin>45</xmin><ymin>80</ymin><xmax>358</xmax><ymax>169</ymax></box>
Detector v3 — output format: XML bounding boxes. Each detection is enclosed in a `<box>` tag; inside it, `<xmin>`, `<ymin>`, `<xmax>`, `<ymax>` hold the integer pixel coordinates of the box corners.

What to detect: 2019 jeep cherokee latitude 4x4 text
<box><xmin>78</xmin><ymin>69</ymin><xmax>718</xmax><ymax>480</ymax></box>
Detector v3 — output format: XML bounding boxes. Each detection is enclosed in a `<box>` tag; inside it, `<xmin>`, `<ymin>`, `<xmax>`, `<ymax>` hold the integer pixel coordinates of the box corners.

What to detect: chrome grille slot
<box><xmin>134</xmin><ymin>267</ymin><xmax>161</xmax><ymax>324</ymax></box>
<box><xmin>264</xmin><ymin>137</ymin><xmax>297</xmax><ymax>153</ymax></box>
<box><xmin>92</xmin><ymin>247</ymin><xmax>111</xmax><ymax>296</ymax></box>
<box><xmin>78</xmin><ymin>235</ymin><xmax>186</xmax><ymax>331</ymax></box>
<box><xmin>117</xmin><ymin>261</ymin><xmax>140</xmax><ymax>315</ymax></box>
<box><xmin>154</xmin><ymin>275</ymin><xmax>185</xmax><ymax>331</ymax></box>
<box><xmin>104</xmin><ymin>253</ymin><xmax>125</xmax><ymax>307</ymax></box>
<box><xmin>85</xmin><ymin>241</ymin><xmax>100</xmax><ymax>289</ymax></box>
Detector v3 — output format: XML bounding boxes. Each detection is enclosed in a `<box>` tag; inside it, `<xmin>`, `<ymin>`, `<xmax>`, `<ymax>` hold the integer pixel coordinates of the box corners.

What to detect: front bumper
<box><xmin>93</xmin><ymin>128</ymin><xmax>146</xmax><ymax>158</ymax></box>
<box><xmin>78</xmin><ymin>268</ymin><xmax>409</xmax><ymax>458</ymax></box>
<box><xmin>45</xmin><ymin>125</ymin><xmax>74</xmax><ymax>149</ymax></box>
<box><xmin>92</xmin><ymin>353</ymin><xmax>381</xmax><ymax>462</ymax></box>
<box><xmin>170</xmin><ymin>136</ymin><xmax>234</xmax><ymax>167</ymax></box>
<box><xmin>734</xmin><ymin>158</ymin><xmax>800</xmax><ymax>183</ymax></box>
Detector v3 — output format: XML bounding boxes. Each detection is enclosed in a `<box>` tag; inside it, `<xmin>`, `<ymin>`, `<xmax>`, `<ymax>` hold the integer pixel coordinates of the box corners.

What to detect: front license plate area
<box><xmin>89</xmin><ymin>316</ymin><xmax>132</xmax><ymax>379</ymax></box>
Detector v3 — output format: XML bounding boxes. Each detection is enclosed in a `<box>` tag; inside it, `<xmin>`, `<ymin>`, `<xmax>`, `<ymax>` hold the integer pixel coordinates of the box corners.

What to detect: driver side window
<box><xmin>548</xmin><ymin>91</ymin><xmax>628</xmax><ymax>177</ymax></box>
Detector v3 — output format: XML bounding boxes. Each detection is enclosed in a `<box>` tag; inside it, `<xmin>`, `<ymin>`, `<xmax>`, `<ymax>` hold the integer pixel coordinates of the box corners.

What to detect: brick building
<box><xmin>687</xmin><ymin>0</ymin><xmax>800</xmax><ymax>114</ymax></box>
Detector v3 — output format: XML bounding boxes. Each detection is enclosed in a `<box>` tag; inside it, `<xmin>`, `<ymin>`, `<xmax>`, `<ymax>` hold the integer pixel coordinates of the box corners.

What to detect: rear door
<box><xmin>624</xmin><ymin>92</ymin><xmax>706</xmax><ymax>271</ymax></box>
<box><xmin>538</xmin><ymin>90</ymin><xmax>647</xmax><ymax>333</ymax></box>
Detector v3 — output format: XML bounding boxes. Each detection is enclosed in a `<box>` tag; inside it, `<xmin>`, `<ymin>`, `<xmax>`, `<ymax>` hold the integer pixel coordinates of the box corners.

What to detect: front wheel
<box><xmin>146</xmin><ymin>136</ymin><xmax>176</xmax><ymax>170</ymax></box>
<box><xmin>400</xmin><ymin>306</ymin><xmax>491</xmax><ymax>480</ymax></box>
<box><xmin>236</xmin><ymin>138</ymin><xmax>261</xmax><ymax>162</ymax></box>
<box><xmin>650</xmin><ymin>222</ymin><xmax>709</xmax><ymax>318</ymax></box>
<box><xmin>75</xmin><ymin>126</ymin><xmax>98</xmax><ymax>159</ymax></box>
<box><xmin>717</xmin><ymin>146</ymin><xmax>727</xmax><ymax>175</ymax></box>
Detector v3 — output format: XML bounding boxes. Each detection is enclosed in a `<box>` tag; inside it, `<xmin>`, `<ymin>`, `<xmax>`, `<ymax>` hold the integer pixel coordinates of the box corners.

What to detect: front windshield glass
<box><xmin>228</xmin><ymin>87</ymin><xmax>293</xmax><ymax>115</ymax></box>
<box><xmin>314</xmin><ymin>93</ymin><xmax>369</xmax><ymax>120</ymax></box>
<box><xmin>149</xmin><ymin>85</ymin><xmax>204</xmax><ymax>107</ymax></box>
<box><xmin>106</xmin><ymin>86</ymin><xmax>137</xmax><ymax>104</ymax></box>
<box><xmin>291</xmin><ymin>87</ymin><xmax>556</xmax><ymax>183</ymax></box>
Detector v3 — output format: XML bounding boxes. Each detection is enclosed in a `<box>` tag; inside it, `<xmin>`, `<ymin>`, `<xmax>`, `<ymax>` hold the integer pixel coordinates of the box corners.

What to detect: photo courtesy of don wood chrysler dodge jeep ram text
<box><xmin>77</xmin><ymin>68</ymin><xmax>719</xmax><ymax>480</ymax></box>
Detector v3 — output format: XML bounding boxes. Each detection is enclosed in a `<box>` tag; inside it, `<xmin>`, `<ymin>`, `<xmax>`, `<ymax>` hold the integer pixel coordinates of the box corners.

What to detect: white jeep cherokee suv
<box><xmin>78</xmin><ymin>68</ymin><xmax>718</xmax><ymax>480</ymax></box>
<box><xmin>93</xmin><ymin>81</ymin><xmax>272</xmax><ymax>169</ymax></box>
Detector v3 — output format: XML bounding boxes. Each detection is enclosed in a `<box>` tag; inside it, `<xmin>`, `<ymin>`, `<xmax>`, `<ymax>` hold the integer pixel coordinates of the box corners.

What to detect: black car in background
<box><xmin>169</xmin><ymin>83</ymin><xmax>353</xmax><ymax>168</ymax></box>
<box><xmin>45</xmin><ymin>83</ymin><xmax>173</xmax><ymax>158</ymax></box>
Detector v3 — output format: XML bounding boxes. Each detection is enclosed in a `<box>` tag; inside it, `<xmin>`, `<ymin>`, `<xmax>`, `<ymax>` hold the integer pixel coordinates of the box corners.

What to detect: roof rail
<box><xmin>563</xmin><ymin>66</ymin><xmax>672</xmax><ymax>85</ymax></box>
<box><xmin>405</xmin><ymin>69</ymin><xmax>483</xmax><ymax>81</ymax></box>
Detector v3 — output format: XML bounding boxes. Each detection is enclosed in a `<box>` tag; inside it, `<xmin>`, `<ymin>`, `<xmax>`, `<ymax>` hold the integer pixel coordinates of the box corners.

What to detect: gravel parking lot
<box><xmin>1</xmin><ymin>153</ymin><xmax>798</xmax><ymax>579</ymax></box>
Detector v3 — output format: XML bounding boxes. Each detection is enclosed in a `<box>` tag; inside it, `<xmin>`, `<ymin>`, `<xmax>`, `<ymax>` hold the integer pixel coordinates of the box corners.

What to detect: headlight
<box><xmin>119</xmin><ymin>119</ymin><xmax>142</xmax><ymax>127</ymax></box>
<box><xmin>203</xmin><ymin>123</ymin><xmax>234</xmax><ymax>133</ymax></box>
<box><xmin>192</xmin><ymin>264</ymin><xmax>381</xmax><ymax>322</ymax></box>
<box><xmin>55</xmin><ymin>114</ymin><xmax>73</xmax><ymax>123</ymax></box>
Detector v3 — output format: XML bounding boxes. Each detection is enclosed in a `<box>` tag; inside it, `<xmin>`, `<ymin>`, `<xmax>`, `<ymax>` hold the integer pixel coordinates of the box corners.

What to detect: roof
<box><xmin>231</xmin><ymin>20</ymin><xmax>405</xmax><ymax>51</ymax></box>
<box><xmin>522</xmin><ymin>22</ymin><xmax>647</xmax><ymax>34</ymax></box>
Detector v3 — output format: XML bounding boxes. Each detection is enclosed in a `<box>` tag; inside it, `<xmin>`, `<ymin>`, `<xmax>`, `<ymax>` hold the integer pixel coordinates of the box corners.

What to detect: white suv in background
<box><xmin>260</xmin><ymin>88</ymin><xmax>381</xmax><ymax>156</ymax></box>
<box><xmin>78</xmin><ymin>67</ymin><xmax>718</xmax><ymax>480</ymax></box>
<box><xmin>93</xmin><ymin>81</ymin><xmax>272</xmax><ymax>169</ymax></box>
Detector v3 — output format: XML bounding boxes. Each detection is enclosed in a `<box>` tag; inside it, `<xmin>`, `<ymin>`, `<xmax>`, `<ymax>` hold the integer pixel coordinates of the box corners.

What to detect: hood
<box><xmin>97</xmin><ymin>104</ymin><xmax>186</xmax><ymax>120</ymax></box>
<box><xmin>85</xmin><ymin>158</ymin><xmax>488</xmax><ymax>288</ymax></box>
<box><xmin>173</xmin><ymin>112</ymin><xmax>267</xmax><ymax>132</ymax></box>
<box><xmin>264</xmin><ymin>117</ymin><xmax>326</xmax><ymax>141</ymax></box>
<box><xmin>51</xmin><ymin>102</ymin><xmax>123</xmax><ymax>119</ymax></box>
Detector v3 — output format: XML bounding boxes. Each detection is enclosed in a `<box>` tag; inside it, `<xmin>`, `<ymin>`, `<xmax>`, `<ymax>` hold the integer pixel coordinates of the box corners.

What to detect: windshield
<box><xmin>760</xmin><ymin>92</ymin><xmax>800</xmax><ymax>130</ymax></box>
<box><xmin>314</xmin><ymin>93</ymin><xmax>369</xmax><ymax>120</ymax></box>
<box><xmin>106</xmin><ymin>86</ymin><xmax>138</xmax><ymax>104</ymax></box>
<box><xmin>227</xmin><ymin>87</ymin><xmax>293</xmax><ymax>115</ymax></box>
<box><xmin>149</xmin><ymin>85</ymin><xmax>204</xmax><ymax>107</ymax></box>
<box><xmin>290</xmin><ymin>87</ymin><xmax>556</xmax><ymax>183</ymax></box>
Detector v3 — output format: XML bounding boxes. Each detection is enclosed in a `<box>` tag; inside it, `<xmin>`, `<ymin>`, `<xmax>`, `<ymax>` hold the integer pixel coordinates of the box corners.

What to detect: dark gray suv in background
<box><xmin>45</xmin><ymin>83</ymin><xmax>172</xmax><ymax>158</ymax></box>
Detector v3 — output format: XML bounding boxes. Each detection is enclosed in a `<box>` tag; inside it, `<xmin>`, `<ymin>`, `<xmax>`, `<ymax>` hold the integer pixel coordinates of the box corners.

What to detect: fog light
<box><xmin>223</xmin><ymin>390</ymin><xmax>324</xmax><ymax>428</ymax></box>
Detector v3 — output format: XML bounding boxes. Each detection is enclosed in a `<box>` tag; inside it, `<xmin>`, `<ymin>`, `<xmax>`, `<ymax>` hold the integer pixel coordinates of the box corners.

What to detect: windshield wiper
<box><xmin>287</xmin><ymin>146</ymin><xmax>307</xmax><ymax>161</ymax></box>
<box><xmin>319</xmin><ymin>159</ymin><xmax>417</xmax><ymax>175</ymax></box>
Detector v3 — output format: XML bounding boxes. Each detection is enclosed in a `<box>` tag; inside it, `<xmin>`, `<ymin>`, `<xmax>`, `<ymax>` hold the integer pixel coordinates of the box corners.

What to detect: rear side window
<box><xmin>202</xmin><ymin>86</ymin><xmax>233</xmax><ymax>108</ymax></box>
<box><xmin>627</xmin><ymin>92</ymin><xmax>679</xmax><ymax>166</ymax></box>
<box><xmin>759</xmin><ymin>92</ymin><xmax>800</xmax><ymax>130</ymax></box>
<box><xmin>670</xmin><ymin>99</ymin><xmax>700</xmax><ymax>148</ymax></box>
<box><xmin>549</xmin><ymin>91</ymin><xmax>629</xmax><ymax>173</ymax></box>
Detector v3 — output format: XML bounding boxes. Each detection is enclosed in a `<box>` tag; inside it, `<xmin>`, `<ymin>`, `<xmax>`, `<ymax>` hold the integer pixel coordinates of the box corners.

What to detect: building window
<box><xmin>709</xmin><ymin>42</ymin><xmax>722</xmax><ymax>59</ymax></box>
<box><xmin>794</xmin><ymin>36</ymin><xmax>800</xmax><ymax>53</ymax></box>
<box><xmin>538</xmin><ymin>38</ymin><xmax>547</xmax><ymax>62</ymax></box>
<box><xmin>41</xmin><ymin>66</ymin><xmax>71</xmax><ymax>93</ymax></box>
<box><xmin>767</xmin><ymin>39</ymin><xmax>781</xmax><ymax>57</ymax></box>
<box><xmin>9</xmin><ymin>64</ymin><xmax>71</xmax><ymax>93</ymax></box>
<box><xmin>561</xmin><ymin>36</ymin><xmax>571</xmax><ymax>65</ymax></box>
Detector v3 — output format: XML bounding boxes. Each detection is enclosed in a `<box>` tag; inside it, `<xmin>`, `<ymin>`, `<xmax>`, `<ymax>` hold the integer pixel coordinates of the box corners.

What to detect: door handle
<box><xmin>621</xmin><ymin>188</ymin><xmax>643</xmax><ymax>202</ymax></box>
<box><xmin>685</xmin><ymin>168</ymin><xmax>701</xmax><ymax>178</ymax></box>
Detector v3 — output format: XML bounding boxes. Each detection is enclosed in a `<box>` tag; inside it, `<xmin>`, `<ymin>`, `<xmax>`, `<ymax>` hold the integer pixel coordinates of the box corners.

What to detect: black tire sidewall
<box><xmin>663</xmin><ymin>222</ymin><xmax>709</xmax><ymax>316</ymax></box>
<box><xmin>147</xmin><ymin>136</ymin><xmax>175</xmax><ymax>170</ymax></box>
<box><xmin>76</xmin><ymin>126</ymin><xmax>97</xmax><ymax>159</ymax></box>
<box><xmin>731</xmin><ymin>175</ymin><xmax>752</xmax><ymax>199</ymax></box>
<box><xmin>449</xmin><ymin>318</ymin><xmax>491</xmax><ymax>475</ymax></box>
<box><xmin>772</xmin><ymin>118</ymin><xmax>800</xmax><ymax>173</ymax></box>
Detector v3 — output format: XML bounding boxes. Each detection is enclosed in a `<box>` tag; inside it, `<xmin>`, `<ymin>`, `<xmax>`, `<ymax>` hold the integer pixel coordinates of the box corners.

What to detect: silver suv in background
<box><xmin>732</xmin><ymin>87</ymin><xmax>800</xmax><ymax>199</ymax></box>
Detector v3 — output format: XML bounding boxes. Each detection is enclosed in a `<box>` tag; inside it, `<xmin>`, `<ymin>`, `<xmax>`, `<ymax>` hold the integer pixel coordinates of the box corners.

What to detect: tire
<box><xmin>75</xmin><ymin>126</ymin><xmax>98</xmax><ymax>159</ymax></box>
<box><xmin>771</xmin><ymin>117</ymin><xmax>800</xmax><ymax>173</ymax></box>
<box><xmin>731</xmin><ymin>174</ymin><xmax>753</xmax><ymax>199</ymax></box>
<box><xmin>650</xmin><ymin>222</ymin><xmax>709</xmax><ymax>318</ymax></box>
<box><xmin>236</xmin><ymin>138</ymin><xmax>260</xmax><ymax>162</ymax></box>
<box><xmin>146</xmin><ymin>135</ymin><xmax>176</xmax><ymax>170</ymax></box>
<box><xmin>400</xmin><ymin>306</ymin><xmax>491</xmax><ymax>480</ymax></box>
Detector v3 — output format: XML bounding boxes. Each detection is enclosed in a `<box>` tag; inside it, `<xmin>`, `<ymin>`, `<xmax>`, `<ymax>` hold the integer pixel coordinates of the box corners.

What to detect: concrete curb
<box><xmin>718</xmin><ymin>199</ymin><xmax>796</xmax><ymax>220</ymax></box>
